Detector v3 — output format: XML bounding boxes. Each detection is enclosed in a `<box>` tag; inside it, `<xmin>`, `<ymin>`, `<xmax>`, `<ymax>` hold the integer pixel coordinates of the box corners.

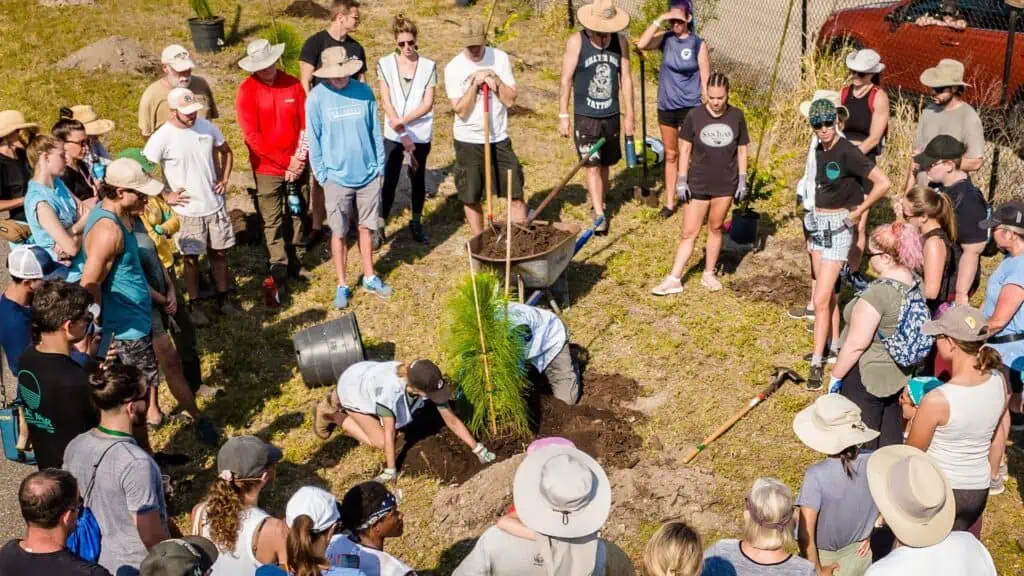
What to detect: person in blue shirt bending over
<box><xmin>306</xmin><ymin>46</ymin><xmax>393</xmax><ymax>310</ymax></box>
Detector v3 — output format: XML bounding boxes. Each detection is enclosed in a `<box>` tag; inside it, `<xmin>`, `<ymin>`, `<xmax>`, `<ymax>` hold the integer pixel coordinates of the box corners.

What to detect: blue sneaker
<box><xmin>362</xmin><ymin>276</ymin><xmax>393</xmax><ymax>300</ymax></box>
<box><xmin>333</xmin><ymin>285</ymin><xmax>353</xmax><ymax>309</ymax></box>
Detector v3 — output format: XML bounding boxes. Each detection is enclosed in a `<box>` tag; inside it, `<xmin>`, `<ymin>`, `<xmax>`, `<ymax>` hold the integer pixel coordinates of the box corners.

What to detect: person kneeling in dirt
<box><xmin>505</xmin><ymin>302</ymin><xmax>581</xmax><ymax>405</ymax></box>
<box><xmin>312</xmin><ymin>359</ymin><xmax>496</xmax><ymax>483</ymax></box>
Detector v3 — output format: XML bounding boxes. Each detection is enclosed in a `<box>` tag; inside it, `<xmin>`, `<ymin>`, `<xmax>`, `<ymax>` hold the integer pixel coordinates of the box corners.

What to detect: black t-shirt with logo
<box><xmin>942</xmin><ymin>178</ymin><xmax>988</xmax><ymax>245</ymax></box>
<box><xmin>814</xmin><ymin>137</ymin><xmax>875</xmax><ymax>210</ymax></box>
<box><xmin>0</xmin><ymin>148</ymin><xmax>31</xmax><ymax>221</ymax></box>
<box><xmin>17</xmin><ymin>348</ymin><xmax>98</xmax><ymax>470</ymax></box>
<box><xmin>0</xmin><ymin>540</ymin><xmax>111</xmax><ymax>575</ymax></box>
<box><xmin>299</xmin><ymin>31</ymin><xmax>367</xmax><ymax>88</ymax></box>
<box><xmin>680</xmin><ymin>105</ymin><xmax>750</xmax><ymax>197</ymax></box>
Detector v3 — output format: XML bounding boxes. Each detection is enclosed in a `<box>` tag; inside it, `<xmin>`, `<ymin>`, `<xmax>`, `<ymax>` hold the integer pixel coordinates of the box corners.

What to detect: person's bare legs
<box><xmin>847</xmin><ymin>211</ymin><xmax>870</xmax><ymax>271</ymax></box>
<box><xmin>182</xmin><ymin>255</ymin><xmax>200</xmax><ymax>300</ymax></box>
<box><xmin>586</xmin><ymin>165</ymin><xmax>607</xmax><ymax>219</ymax></box>
<box><xmin>703</xmin><ymin>197</ymin><xmax>733</xmax><ymax>276</ymax></box>
<box><xmin>146</xmin><ymin>384</ymin><xmax>163</xmax><ymax>424</ymax></box>
<box><xmin>812</xmin><ymin>256</ymin><xmax>844</xmax><ymax>359</ymax></box>
<box><xmin>152</xmin><ymin>333</ymin><xmax>201</xmax><ymax>420</ymax></box>
<box><xmin>358</xmin><ymin>226</ymin><xmax>375</xmax><ymax>279</ymax></box>
<box><xmin>331</xmin><ymin>233</ymin><xmax>348</xmax><ymax>286</ymax></box>
<box><xmin>465</xmin><ymin>203</ymin><xmax>484</xmax><ymax>237</ymax></box>
<box><xmin>510</xmin><ymin>199</ymin><xmax>527</xmax><ymax>222</ymax></box>
<box><xmin>660</xmin><ymin>124</ymin><xmax>680</xmax><ymax>210</ymax></box>
<box><xmin>669</xmin><ymin>199</ymin><xmax>711</xmax><ymax>278</ymax></box>
<box><xmin>330</xmin><ymin>410</ymin><xmax>385</xmax><ymax>449</ymax></box>
<box><xmin>208</xmin><ymin>249</ymin><xmax>230</xmax><ymax>293</ymax></box>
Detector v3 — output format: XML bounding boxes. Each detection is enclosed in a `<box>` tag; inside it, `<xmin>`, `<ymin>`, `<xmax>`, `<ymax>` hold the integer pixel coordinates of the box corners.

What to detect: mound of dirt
<box><xmin>728</xmin><ymin>235</ymin><xmax>812</xmax><ymax>306</ymax></box>
<box><xmin>39</xmin><ymin>0</ymin><xmax>95</xmax><ymax>6</ymax></box>
<box><xmin>476</xmin><ymin>224</ymin><xmax>574</xmax><ymax>260</ymax></box>
<box><xmin>397</xmin><ymin>373</ymin><xmax>644</xmax><ymax>484</ymax></box>
<box><xmin>730</xmin><ymin>270</ymin><xmax>809</xmax><ymax>307</ymax></box>
<box><xmin>283</xmin><ymin>0</ymin><xmax>330</xmax><ymax>18</ymax></box>
<box><xmin>56</xmin><ymin>36</ymin><xmax>158</xmax><ymax>74</ymax></box>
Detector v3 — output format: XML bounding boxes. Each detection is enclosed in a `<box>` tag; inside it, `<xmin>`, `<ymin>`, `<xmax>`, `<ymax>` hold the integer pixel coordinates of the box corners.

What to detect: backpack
<box><xmin>840</xmin><ymin>85</ymin><xmax>888</xmax><ymax>152</ymax></box>
<box><xmin>66</xmin><ymin>440</ymin><xmax>128</xmax><ymax>563</ymax></box>
<box><xmin>869</xmin><ymin>278</ymin><xmax>934</xmax><ymax>368</ymax></box>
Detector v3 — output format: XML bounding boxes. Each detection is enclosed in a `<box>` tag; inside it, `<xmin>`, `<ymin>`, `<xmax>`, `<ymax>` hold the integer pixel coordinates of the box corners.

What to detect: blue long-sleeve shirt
<box><xmin>306</xmin><ymin>79</ymin><xmax>385</xmax><ymax>189</ymax></box>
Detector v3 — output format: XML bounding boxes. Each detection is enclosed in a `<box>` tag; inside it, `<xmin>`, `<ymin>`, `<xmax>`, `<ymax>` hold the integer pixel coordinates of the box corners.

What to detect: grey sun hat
<box><xmin>217</xmin><ymin>435</ymin><xmax>283</xmax><ymax>481</ymax></box>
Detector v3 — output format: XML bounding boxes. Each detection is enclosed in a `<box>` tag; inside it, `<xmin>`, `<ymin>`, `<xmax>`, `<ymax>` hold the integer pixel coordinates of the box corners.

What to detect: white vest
<box><xmin>336</xmin><ymin>361</ymin><xmax>425</xmax><ymax>429</ymax></box>
<box><xmin>378</xmin><ymin>54</ymin><xmax>435</xmax><ymax>144</ymax></box>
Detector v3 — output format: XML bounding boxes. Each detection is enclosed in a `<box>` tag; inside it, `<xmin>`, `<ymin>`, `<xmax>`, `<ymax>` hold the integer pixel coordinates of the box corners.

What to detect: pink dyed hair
<box><xmin>870</xmin><ymin>222</ymin><xmax>924</xmax><ymax>272</ymax></box>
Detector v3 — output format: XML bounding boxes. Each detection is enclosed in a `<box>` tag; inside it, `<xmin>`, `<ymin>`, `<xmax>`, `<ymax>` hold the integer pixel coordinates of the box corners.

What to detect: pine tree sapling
<box><xmin>442</xmin><ymin>272</ymin><xmax>530</xmax><ymax>438</ymax></box>
<box><xmin>189</xmin><ymin>0</ymin><xmax>215</xmax><ymax>21</ymax></box>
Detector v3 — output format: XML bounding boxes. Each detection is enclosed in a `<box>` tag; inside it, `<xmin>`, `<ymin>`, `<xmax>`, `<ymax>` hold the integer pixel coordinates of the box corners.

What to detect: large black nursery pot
<box><xmin>188</xmin><ymin>17</ymin><xmax>225</xmax><ymax>53</ymax></box>
<box><xmin>728</xmin><ymin>208</ymin><xmax>759</xmax><ymax>246</ymax></box>
<box><xmin>293</xmin><ymin>313</ymin><xmax>366</xmax><ymax>388</ymax></box>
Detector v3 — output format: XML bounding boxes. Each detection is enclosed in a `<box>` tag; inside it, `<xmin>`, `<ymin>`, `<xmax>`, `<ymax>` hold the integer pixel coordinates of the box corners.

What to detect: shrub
<box><xmin>189</xmin><ymin>0</ymin><xmax>215</xmax><ymax>20</ymax></box>
<box><xmin>260</xmin><ymin>21</ymin><xmax>303</xmax><ymax>77</ymax></box>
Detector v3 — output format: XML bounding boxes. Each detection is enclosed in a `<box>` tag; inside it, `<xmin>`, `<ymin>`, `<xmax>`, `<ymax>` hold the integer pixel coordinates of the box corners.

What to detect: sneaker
<box><xmin>333</xmin><ymin>285</ymin><xmax>353</xmax><ymax>309</ymax></box>
<box><xmin>362</xmin><ymin>276</ymin><xmax>393</xmax><ymax>300</ymax></box>
<box><xmin>410</xmin><ymin>221</ymin><xmax>428</xmax><ymax>244</ymax></box>
<box><xmin>787</xmin><ymin>306</ymin><xmax>814</xmax><ymax>320</ymax></box>
<box><xmin>194</xmin><ymin>418</ymin><xmax>220</xmax><ymax>446</ymax></box>
<box><xmin>652</xmin><ymin>275</ymin><xmax>683</xmax><ymax>296</ymax></box>
<box><xmin>701</xmin><ymin>271</ymin><xmax>722</xmax><ymax>292</ymax></box>
<box><xmin>659</xmin><ymin>206</ymin><xmax>675</xmax><ymax>219</ymax></box>
<box><xmin>594</xmin><ymin>211</ymin><xmax>609</xmax><ymax>235</ymax></box>
<box><xmin>803</xmin><ymin>351</ymin><xmax>838</xmax><ymax>365</ymax></box>
<box><xmin>189</xmin><ymin>305</ymin><xmax>209</xmax><ymax>327</ymax></box>
<box><xmin>807</xmin><ymin>364</ymin><xmax>824</xmax><ymax>391</ymax></box>
<box><xmin>195</xmin><ymin>384</ymin><xmax>224</xmax><ymax>399</ymax></box>
<box><xmin>312</xmin><ymin>398</ymin><xmax>338</xmax><ymax>440</ymax></box>
<box><xmin>989</xmin><ymin>476</ymin><xmax>1005</xmax><ymax>496</ymax></box>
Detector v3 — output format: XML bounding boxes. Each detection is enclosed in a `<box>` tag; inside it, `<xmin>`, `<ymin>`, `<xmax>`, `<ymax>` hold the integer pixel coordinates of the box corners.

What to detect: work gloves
<box><xmin>676</xmin><ymin>176</ymin><xmax>691</xmax><ymax>204</ymax></box>
<box><xmin>375</xmin><ymin>467</ymin><xmax>397</xmax><ymax>483</ymax></box>
<box><xmin>734</xmin><ymin>173</ymin><xmax>748</xmax><ymax>203</ymax></box>
<box><xmin>473</xmin><ymin>443</ymin><xmax>496</xmax><ymax>464</ymax></box>
<box><xmin>829</xmin><ymin>377</ymin><xmax>843</xmax><ymax>394</ymax></box>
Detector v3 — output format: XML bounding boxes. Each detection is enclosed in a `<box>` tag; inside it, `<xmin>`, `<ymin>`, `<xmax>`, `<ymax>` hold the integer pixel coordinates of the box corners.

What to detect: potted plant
<box><xmin>729</xmin><ymin>156</ymin><xmax>789</xmax><ymax>246</ymax></box>
<box><xmin>188</xmin><ymin>0</ymin><xmax>225</xmax><ymax>53</ymax></box>
<box><xmin>442</xmin><ymin>272</ymin><xmax>530</xmax><ymax>439</ymax></box>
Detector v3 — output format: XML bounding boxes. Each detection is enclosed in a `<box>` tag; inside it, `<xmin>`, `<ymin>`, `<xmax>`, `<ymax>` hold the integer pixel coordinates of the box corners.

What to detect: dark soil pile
<box><xmin>283</xmin><ymin>0</ymin><xmax>331</xmax><ymax>18</ymax></box>
<box><xmin>476</xmin><ymin>224</ymin><xmax>574</xmax><ymax>260</ymax></box>
<box><xmin>730</xmin><ymin>271</ymin><xmax>808</xmax><ymax>307</ymax></box>
<box><xmin>397</xmin><ymin>372</ymin><xmax>643</xmax><ymax>484</ymax></box>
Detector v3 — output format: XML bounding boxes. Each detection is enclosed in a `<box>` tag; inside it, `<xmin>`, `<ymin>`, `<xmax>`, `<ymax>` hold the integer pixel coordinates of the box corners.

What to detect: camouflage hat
<box><xmin>808</xmin><ymin>98</ymin><xmax>837</xmax><ymax>125</ymax></box>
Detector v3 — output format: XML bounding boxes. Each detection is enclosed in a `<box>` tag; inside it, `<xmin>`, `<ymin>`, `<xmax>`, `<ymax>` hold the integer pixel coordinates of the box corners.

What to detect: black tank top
<box><xmin>922</xmin><ymin>227</ymin><xmax>960</xmax><ymax>311</ymax></box>
<box><xmin>573</xmin><ymin>31</ymin><xmax>621</xmax><ymax>118</ymax></box>
<box><xmin>843</xmin><ymin>87</ymin><xmax>877</xmax><ymax>158</ymax></box>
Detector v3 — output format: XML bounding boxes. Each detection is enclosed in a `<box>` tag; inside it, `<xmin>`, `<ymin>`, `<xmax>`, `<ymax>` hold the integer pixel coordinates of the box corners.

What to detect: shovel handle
<box><xmin>524</xmin><ymin>138</ymin><xmax>606</xmax><ymax>228</ymax></box>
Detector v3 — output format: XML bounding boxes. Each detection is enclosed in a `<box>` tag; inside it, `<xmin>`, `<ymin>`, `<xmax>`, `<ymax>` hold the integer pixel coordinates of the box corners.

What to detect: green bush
<box><xmin>189</xmin><ymin>0</ymin><xmax>215</xmax><ymax>20</ymax></box>
<box><xmin>442</xmin><ymin>272</ymin><xmax>529</xmax><ymax>438</ymax></box>
<box><xmin>260</xmin><ymin>21</ymin><xmax>303</xmax><ymax>77</ymax></box>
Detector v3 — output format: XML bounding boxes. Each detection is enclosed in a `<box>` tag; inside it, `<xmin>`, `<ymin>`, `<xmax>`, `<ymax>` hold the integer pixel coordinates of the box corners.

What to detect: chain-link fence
<box><xmin>550</xmin><ymin>0</ymin><xmax>1024</xmax><ymax>202</ymax></box>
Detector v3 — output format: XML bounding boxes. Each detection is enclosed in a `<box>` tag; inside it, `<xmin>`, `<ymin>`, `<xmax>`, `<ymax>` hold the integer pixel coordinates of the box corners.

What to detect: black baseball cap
<box><xmin>980</xmin><ymin>202</ymin><xmax>1024</xmax><ymax>231</ymax></box>
<box><xmin>407</xmin><ymin>360</ymin><xmax>451</xmax><ymax>404</ymax></box>
<box><xmin>914</xmin><ymin>135</ymin><xmax>966</xmax><ymax>170</ymax></box>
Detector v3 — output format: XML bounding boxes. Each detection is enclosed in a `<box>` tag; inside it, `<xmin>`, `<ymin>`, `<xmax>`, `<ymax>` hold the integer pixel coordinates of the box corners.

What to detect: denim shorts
<box><xmin>804</xmin><ymin>210</ymin><xmax>853</xmax><ymax>262</ymax></box>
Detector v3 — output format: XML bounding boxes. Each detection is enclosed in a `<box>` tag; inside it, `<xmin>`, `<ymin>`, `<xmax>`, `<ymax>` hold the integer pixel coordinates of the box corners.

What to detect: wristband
<box><xmin>558</xmin><ymin>113</ymin><xmax>570</xmax><ymax>119</ymax></box>
<box><xmin>652</xmin><ymin>18</ymin><xmax>663</xmax><ymax>27</ymax></box>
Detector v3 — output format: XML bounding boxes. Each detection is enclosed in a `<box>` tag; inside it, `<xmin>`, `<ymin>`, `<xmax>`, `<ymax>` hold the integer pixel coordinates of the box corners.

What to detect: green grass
<box><xmin>2</xmin><ymin>0</ymin><xmax>1021</xmax><ymax>574</ymax></box>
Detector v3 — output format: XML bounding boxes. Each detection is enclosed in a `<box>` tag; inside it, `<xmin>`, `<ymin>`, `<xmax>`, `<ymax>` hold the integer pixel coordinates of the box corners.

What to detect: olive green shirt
<box><xmin>841</xmin><ymin>281</ymin><xmax>913</xmax><ymax>397</ymax></box>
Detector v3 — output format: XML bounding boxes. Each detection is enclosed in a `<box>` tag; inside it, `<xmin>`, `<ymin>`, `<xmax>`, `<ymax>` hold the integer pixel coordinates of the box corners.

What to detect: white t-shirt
<box><xmin>143</xmin><ymin>118</ymin><xmax>225</xmax><ymax>217</ymax></box>
<box><xmin>865</xmin><ymin>532</ymin><xmax>996</xmax><ymax>576</ymax></box>
<box><xmin>326</xmin><ymin>534</ymin><xmax>415</xmax><ymax>576</ymax></box>
<box><xmin>506</xmin><ymin>303</ymin><xmax>567</xmax><ymax>373</ymax></box>
<box><xmin>444</xmin><ymin>48</ymin><xmax>516</xmax><ymax>144</ymax></box>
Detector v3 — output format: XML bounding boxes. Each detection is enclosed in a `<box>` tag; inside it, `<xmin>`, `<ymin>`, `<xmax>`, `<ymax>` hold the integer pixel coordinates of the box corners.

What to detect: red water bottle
<box><xmin>263</xmin><ymin>276</ymin><xmax>280</xmax><ymax>308</ymax></box>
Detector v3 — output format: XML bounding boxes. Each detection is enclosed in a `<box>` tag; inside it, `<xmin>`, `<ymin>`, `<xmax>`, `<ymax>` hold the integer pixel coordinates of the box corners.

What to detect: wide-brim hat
<box><xmin>314</xmin><ymin>46</ymin><xmax>362</xmax><ymax>79</ymax></box>
<box><xmin>793</xmin><ymin>394</ymin><xmax>879</xmax><ymax>455</ymax></box>
<box><xmin>70</xmin><ymin>105</ymin><xmax>115</xmax><ymax>136</ymax></box>
<box><xmin>513</xmin><ymin>445</ymin><xmax>611</xmax><ymax>539</ymax></box>
<box><xmin>867</xmin><ymin>445</ymin><xmax>955</xmax><ymax>548</ymax></box>
<box><xmin>799</xmin><ymin>90</ymin><xmax>848</xmax><ymax>119</ymax></box>
<box><xmin>846</xmin><ymin>49</ymin><xmax>885</xmax><ymax>74</ymax></box>
<box><xmin>577</xmin><ymin>0</ymin><xmax>631</xmax><ymax>34</ymax></box>
<box><xmin>920</xmin><ymin>59</ymin><xmax>971</xmax><ymax>88</ymax></box>
<box><xmin>0</xmin><ymin>110</ymin><xmax>38</xmax><ymax>140</ymax></box>
<box><xmin>664</xmin><ymin>6</ymin><xmax>690</xmax><ymax>22</ymax></box>
<box><xmin>239</xmin><ymin>39</ymin><xmax>286</xmax><ymax>73</ymax></box>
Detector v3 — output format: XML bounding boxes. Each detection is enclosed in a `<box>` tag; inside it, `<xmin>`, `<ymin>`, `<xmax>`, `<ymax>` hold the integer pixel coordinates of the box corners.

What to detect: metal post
<box><xmin>639</xmin><ymin>50</ymin><xmax>649</xmax><ymax>196</ymax></box>
<box><xmin>988</xmin><ymin>6</ymin><xmax>1019</xmax><ymax>200</ymax></box>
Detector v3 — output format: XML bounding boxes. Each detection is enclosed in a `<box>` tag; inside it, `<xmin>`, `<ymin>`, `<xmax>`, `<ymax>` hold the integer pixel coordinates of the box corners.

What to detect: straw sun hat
<box><xmin>313</xmin><ymin>46</ymin><xmax>362</xmax><ymax>80</ymax></box>
<box><xmin>793</xmin><ymin>394</ymin><xmax>879</xmax><ymax>455</ymax></box>
<box><xmin>577</xmin><ymin>0</ymin><xmax>631</xmax><ymax>34</ymax></box>
<box><xmin>0</xmin><ymin>110</ymin><xmax>38</xmax><ymax>140</ymax></box>
<box><xmin>70</xmin><ymin>105</ymin><xmax>114</xmax><ymax>136</ymax></box>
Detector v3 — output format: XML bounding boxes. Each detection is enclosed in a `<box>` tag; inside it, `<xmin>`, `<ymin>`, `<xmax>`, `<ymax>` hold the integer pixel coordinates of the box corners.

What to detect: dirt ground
<box><xmin>477</xmin><ymin>223</ymin><xmax>575</xmax><ymax>260</ymax></box>
<box><xmin>283</xmin><ymin>0</ymin><xmax>330</xmax><ymax>19</ymax></box>
<box><xmin>56</xmin><ymin>35</ymin><xmax>158</xmax><ymax>74</ymax></box>
<box><xmin>728</xmin><ymin>235</ymin><xmax>812</xmax><ymax>307</ymax></box>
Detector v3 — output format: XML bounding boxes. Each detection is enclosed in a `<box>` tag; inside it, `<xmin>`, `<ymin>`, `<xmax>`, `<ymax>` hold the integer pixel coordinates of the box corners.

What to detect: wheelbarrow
<box><xmin>468</xmin><ymin>220</ymin><xmax>581</xmax><ymax>313</ymax></box>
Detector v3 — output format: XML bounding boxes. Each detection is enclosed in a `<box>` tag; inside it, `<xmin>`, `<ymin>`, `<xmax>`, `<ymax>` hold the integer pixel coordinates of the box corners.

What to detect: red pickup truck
<box><xmin>817</xmin><ymin>0</ymin><xmax>1022</xmax><ymax>109</ymax></box>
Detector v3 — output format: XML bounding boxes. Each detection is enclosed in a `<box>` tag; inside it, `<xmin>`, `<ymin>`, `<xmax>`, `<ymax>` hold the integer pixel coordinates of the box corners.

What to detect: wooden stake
<box><xmin>505</xmin><ymin>169</ymin><xmax>513</xmax><ymax>298</ymax></box>
<box><xmin>467</xmin><ymin>243</ymin><xmax>498</xmax><ymax>436</ymax></box>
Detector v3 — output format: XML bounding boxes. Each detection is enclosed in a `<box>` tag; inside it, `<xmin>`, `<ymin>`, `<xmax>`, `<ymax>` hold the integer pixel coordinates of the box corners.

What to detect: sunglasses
<box><xmin>811</xmin><ymin>120</ymin><xmax>835</xmax><ymax>130</ymax></box>
<box><xmin>864</xmin><ymin>249</ymin><xmax>887</xmax><ymax>260</ymax></box>
<box><xmin>932</xmin><ymin>86</ymin><xmax>952</xmax><ymax>94</ymax></box>
<box><xmin>64</xmin><ymin>139</ymin><xmax>87</xmax><ymax>146</ymax></box>
<box><xmin>852</xmin><ymin>71</ymin><xmax>871</xmax><ymax>77</ymax></box>
<box><xmin>397</xmin><ymin>40</ymin><xmax>416</xmax><ymax>48</ymax></box>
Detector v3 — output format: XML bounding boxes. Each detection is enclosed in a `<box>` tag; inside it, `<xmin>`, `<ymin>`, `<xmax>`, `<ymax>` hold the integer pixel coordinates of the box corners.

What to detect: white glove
<box><xmin>734</xmin><ymin>173</ymin><xmax>748</xmax><ymax>203</ymax></box>
<box><xmin>676</xmin><ymin>177</ymin><xmax>691</xmax><ymax>203</ymax></box>
<box><xmin>374</xmin><ymin>467</ymin><xmax>397</xmax><ymax>483</ymax></box>
<box><xmin>472</xmin><ymin>443</ymin><xmax>496</xmax><ymax>464</ymax></box>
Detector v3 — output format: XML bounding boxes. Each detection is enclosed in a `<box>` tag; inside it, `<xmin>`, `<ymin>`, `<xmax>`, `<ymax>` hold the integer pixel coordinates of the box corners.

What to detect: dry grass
<box><xmin>1</xmin><ymin>0</ymin><xmax>1021</xmax><ymax>573</ymax></box>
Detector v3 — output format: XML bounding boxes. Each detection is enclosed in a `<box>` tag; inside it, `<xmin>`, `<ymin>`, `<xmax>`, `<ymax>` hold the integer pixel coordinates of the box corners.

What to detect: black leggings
<box><xmin>952</xmin><ymin>488</ymin><xmax>988</xmax><ymax>537</ymax></box>
<box><xmin>840</xmin><ymin>364</ymin><xmax>904</xmax><ymax>450</ymax></box>
<box><xmin>381</xmin><ymin>139</ymin><xmax>432</xmax><ymax>220</ymax></box>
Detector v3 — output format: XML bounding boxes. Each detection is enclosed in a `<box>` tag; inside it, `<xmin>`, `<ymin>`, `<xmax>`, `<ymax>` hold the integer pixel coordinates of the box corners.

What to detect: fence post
<box><xmin>801</xmin><ymin>0</ymin><xmax>808</xmax><ymax>56</ymax></box>
<box><xmin>567</xmin><ymin>0</ymin><xmax>575</xmax><ymax>28</ymax></box>
<box><xmin>988</xmin><ymin>5</ymin><xmax>1019</xmax><ymax>201</ymax></box>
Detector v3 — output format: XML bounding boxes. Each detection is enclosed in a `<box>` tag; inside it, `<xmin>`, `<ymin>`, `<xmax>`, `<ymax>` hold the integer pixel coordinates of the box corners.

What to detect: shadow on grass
<box><xmin>524</xmin><ymin>163</ymin><xmax>643</xmax><ymax>225</ymax></box>
<box><xmin>419</xmin><ymin>538</ymin><xmax>478</xmax><ymax>576</ymax></box>
<box><xmin>225</xmin><ymin>4</ymin><xmax>265</xmax><ymax>47</ymax></box>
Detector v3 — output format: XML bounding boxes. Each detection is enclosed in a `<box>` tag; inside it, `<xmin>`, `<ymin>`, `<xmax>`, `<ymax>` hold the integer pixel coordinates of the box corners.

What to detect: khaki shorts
<box><xmin>175</xmin><ymin>205</ymin><xmax>236</xmax><ymax>255</ymax></box>
<box><xmin>325</xmin><ymin>178</ymin><xmax>381</xmax><ymax>238</ymax></box>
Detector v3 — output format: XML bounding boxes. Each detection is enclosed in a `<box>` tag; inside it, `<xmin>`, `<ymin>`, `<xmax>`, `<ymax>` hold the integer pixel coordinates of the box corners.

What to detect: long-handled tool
<box><xmin>682</xmin><ymin>367</ymin><xmax>803</xmax><ymax>464</ymax></box>
<box><xmin>519</xmin><ymin>138</ymin><xmax>606</xmax><ymax>231</ymax></box>
<box><xmin>482</xmin><ymin>83</ymin><xmax>497</xmax><ymax>234</ymax></box>
<box><xmin>632</xmin><ymin>45</ymin><xmax>655</xmax><ymax>206</ymax></box>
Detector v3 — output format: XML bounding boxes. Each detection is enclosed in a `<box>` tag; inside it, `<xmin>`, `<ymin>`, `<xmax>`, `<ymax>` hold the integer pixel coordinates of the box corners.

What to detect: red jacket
<box><xmin>236</xmin><ymin>72</ymin><xmax>306</xmax><ymax>176</ymax></box>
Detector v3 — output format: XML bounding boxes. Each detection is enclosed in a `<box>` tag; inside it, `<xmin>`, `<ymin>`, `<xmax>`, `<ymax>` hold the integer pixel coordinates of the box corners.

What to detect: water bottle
<box><xmin>263</xmin><ymin>276</ymin><xmax>280</xmax><ymax>308</ymax></box>
<box><xmin>625</xmin><ymin>136</ymin><xmax>637</xmax><ymax>168</ymax></box>
<box><xmin>286</xmin><ymin>181</ymin><xmax>302</xmax><ymax>215</ymax></box>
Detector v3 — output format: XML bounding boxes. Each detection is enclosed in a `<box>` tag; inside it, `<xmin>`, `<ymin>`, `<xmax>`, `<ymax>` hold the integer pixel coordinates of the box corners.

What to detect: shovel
<box><xmin>482</xmin><ymin>83</ymin><xmax>499</xmax><ymax>236</ymax></box>
<box><xmin>518</xmin><ymin>137</ymin><xmax>606</xmax><ymax>233</ymax></box>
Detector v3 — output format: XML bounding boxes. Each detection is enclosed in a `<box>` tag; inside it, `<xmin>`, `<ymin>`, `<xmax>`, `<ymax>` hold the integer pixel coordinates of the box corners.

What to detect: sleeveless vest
<box><xmin>378</xmin><ymin>54</ymin><xmax>436</xmax><ymax>144</ymax></box>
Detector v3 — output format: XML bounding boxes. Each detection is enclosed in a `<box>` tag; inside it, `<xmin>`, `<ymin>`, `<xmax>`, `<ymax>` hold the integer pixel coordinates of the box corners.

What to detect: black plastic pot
<box><xmin>293</xmin><ymin>313</ymin><xmax>366</xmax><ymax>388</ymax></box>
<box><xmin>188</xmin><ymin>17</ymin><xmax>225</xmax><ymax>53</ymax></box>
<box><xmin>729</xmin><ymin>208</ymin><xmax>759</xmax><ymax>246</ymax></box>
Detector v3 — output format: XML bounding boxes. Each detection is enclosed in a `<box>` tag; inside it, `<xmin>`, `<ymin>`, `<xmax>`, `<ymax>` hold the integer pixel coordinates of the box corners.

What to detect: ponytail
<box><xmin>905</xmin><ymin>186</ymin><xmax>957</xmax><ymax>243</ymax></box>
<box><xmin>203</xmin><ymin>478</ymin><xmax>248</xmax><ymax>551</ymax></box>
<box><xmin>286</xmin><ymin>515</ymin><xmax>332</xmax><ymax>576</ymax></box>
<box><xmin>836</xmin><ymin>445</ymin><xmax>859</xmax><ymax>479</ymax></box>
<box><xmin>947</xmin><ymin>337</ymin><xmax>1002</xmax><ymax>373</ymax></box>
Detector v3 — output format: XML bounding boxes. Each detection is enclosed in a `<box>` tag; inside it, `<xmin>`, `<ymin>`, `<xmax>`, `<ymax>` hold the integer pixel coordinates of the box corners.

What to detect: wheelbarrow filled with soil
<box><xmin>469</xmin><ymin>220</ymin><xmax>580</xmax><ymax>290</ymax></box>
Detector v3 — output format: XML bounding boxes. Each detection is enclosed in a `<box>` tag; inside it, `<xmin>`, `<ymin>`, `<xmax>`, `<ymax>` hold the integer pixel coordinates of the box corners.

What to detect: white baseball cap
<box><xmin>167</xmin><ymin>87</ymin><xmax>204</xmax><ymax>115</ymax></box>
<box><xmin>105</xmin><ymin>158</ymin><xmax>164</xmax><ymax>197</ymax></box>
<box><xmin>285</xmin><ymin>486</ymin><xmax>340</xmax><ymax>533</ymax></box>
<box><xmin>7</xmin><ymin>246</ymin><xmax>56</xmax><ymax>280</ymax></box>
<box><xmin>161</xmin><ymin>44</ymin><xmax>195</xmax><ymax>72</ymax></box>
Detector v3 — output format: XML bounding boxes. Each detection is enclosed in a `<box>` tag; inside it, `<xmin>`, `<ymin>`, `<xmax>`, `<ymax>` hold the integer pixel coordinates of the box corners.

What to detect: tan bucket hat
<box><xmin>793</xmin><ymin>394</ymin><xmax>879</xmax><ymax>455</ymax></box>
<box><xmin>798</xmin><ymin>90</ymin><xmax>849</xmax><ymax>119</ymax></box>
<box><xmin>920</xmin><ymin>59</ymin><xmax>971</xmax><ymax>88</ymax></box>
<box><xmin>577</xmin><ymin>0</ymin><xmax>631</xmax><ymax>34</ymax></box>
<box><xmin>70</xmin><ymin>105</ymin><xmax>115</xmax><ymax>136</ymax></box>
<box><xmin>867</xmin><ymin>445</ymin><xmax>955</xmax><ymax>548</ymax></box>
<box><xmin>0</xmin><ymin>110</ymin><xmax>38</xmax><ymax>140</ymax></box>
<box><xmin>313</xmin><ymin>46</ymin><xmax>362</xmax><ymax>80</ymax></box>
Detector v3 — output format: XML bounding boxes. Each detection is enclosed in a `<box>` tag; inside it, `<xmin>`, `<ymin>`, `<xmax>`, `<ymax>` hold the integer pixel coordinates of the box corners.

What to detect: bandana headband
<box><xmin>357</xmin><ymin>492</ymin><xmax>398</xmax><ymax>531</ymax></box>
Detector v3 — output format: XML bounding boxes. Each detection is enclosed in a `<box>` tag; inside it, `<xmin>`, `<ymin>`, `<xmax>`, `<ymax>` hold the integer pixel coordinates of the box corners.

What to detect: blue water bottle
<box><xmin>625</xmin><ymin>136</ymin><xmax>637</xmax><ymax>168</ymax></box>
<box><xmin>286</xmin><ymin>182</ymin><xmax>302</xmax><ymax>215</ymax></box>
